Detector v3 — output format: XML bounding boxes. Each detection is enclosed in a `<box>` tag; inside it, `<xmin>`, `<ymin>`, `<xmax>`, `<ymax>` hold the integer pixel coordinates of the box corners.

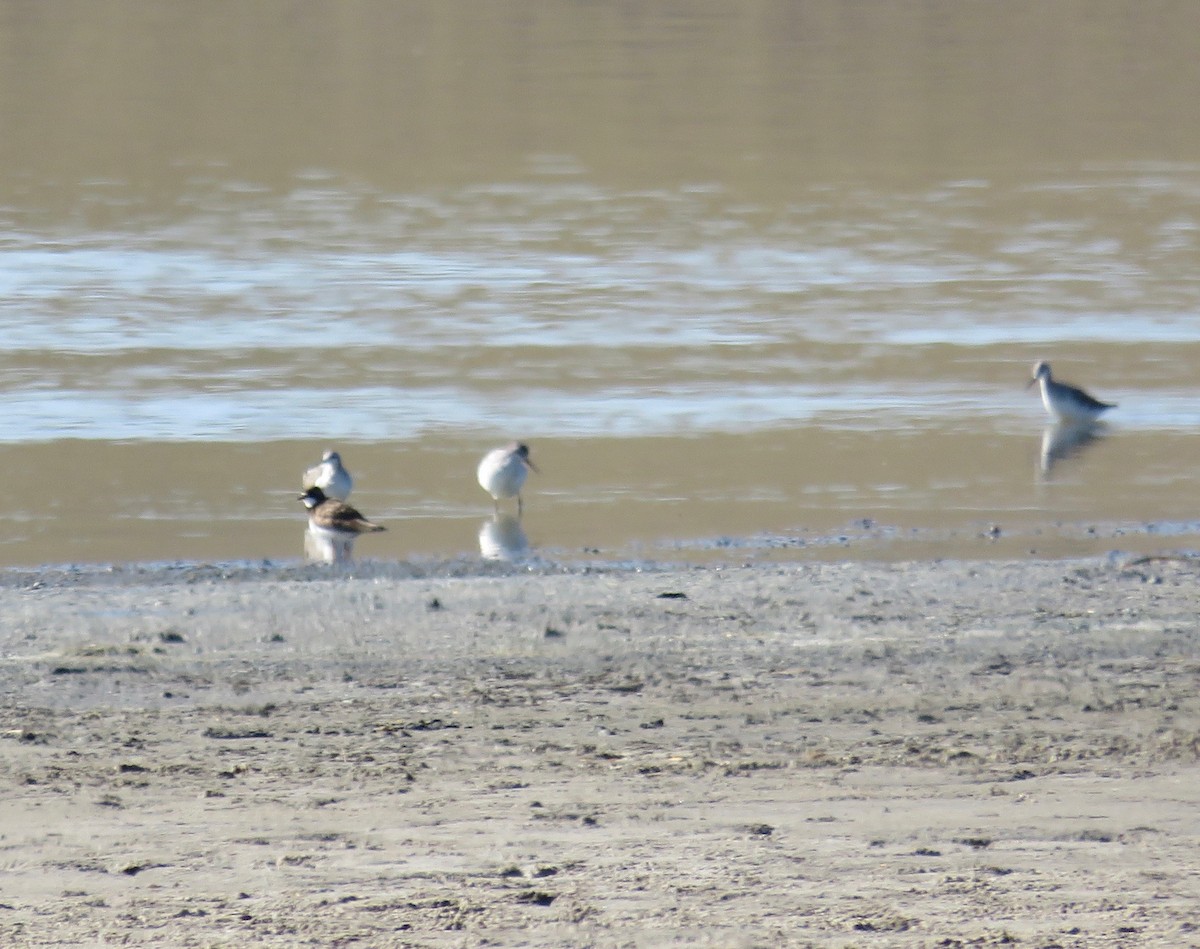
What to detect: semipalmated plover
<box><xmin>476</xmin><ymin>442</ymin><xmax>537</xmax><ymax>516</ymax></box>
<box><xmin>298</xmin><ymin>485</ymin><xmax>384</xmax><ymax>564</ymax></box>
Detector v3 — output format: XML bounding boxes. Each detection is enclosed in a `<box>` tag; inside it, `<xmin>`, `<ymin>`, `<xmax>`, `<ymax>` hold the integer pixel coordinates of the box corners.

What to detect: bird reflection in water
<box><xmin>478</xmin><ymin>513</ymin><xmax>530</xmax><ymax>562</ymax></box>
<box><xmin>1038</xmin><ymin>421</ymin><xmax>1107</xmax><ymax>477</ymax></box>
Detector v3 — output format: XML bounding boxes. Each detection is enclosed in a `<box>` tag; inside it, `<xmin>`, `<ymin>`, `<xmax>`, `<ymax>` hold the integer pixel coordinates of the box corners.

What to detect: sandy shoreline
<box><xmin>1</xmin><ymin>555</ymin><xmax>1198</xmax><ymax>947</ymax></box>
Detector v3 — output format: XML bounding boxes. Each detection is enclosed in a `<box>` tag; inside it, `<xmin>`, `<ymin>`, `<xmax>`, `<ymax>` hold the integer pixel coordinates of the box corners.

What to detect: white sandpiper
<box><xmin>1027</xmin><ymin>360</ymin><xmax>1116</xmax><ymax>424</ymax></box>
<box><xmin>476</xmin><ymin>441</ymin><xmax>537</xmax><ymax>516</ymax></box>
<box><xmin>298</xmin><ymin>485</ymin><xmax>385</xmax><ymax>564</ymax></box>
<box><xmin>302</xmin><ymin>449</ymin><xmax>353</xmax><ymax>501</ymax></box>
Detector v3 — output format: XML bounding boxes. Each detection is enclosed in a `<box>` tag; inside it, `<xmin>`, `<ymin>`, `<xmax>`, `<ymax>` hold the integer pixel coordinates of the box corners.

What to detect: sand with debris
<box><xmin>0</xmin><ymin>555</ymin><xmax>1198</xmax><ymax>947</ymax></box>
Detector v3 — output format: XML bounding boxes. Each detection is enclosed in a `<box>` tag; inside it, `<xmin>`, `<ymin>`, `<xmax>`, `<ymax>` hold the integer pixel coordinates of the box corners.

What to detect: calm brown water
<box><xmin>1</xmin><ymin>1</ymin><xmax>1199</xmax><ymax>568</ymax></box>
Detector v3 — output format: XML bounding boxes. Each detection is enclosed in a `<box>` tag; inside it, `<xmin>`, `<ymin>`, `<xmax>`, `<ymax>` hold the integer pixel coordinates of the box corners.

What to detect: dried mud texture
<box><xmin>0</xmin><ymin>556</ymin><xmax>1198</xmax><ymax>947</ymax></box>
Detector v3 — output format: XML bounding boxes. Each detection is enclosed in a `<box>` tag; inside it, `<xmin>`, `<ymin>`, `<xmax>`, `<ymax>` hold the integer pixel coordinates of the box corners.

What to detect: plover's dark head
<box><xmin>322</xmin><ymin>450</ymin><xmax>341</xmax><ymax>464</ymax></box>
<box><xmin>299</xmin><ymin>486</ymin><xmax>328</xmax><ymax>509</ymax></box>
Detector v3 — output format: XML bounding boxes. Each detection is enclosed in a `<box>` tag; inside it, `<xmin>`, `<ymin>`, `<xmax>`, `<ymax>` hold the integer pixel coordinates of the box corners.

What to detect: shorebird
<box><xmin>302</xmin><ymin>449</ymin><xmax>353</xmax><ymax>501</ymax></box>
<box><xmin>1026</xmin><ymin>361</ymin><xmax>1116</xmax><ymax>424</ymax></box>
<box><xmin>298</xmin><ymin>485</ymin><xmax>384</xmax><ymax>563</ymax></box>
<box><xmin>476</xmin><ymin>442</ymin><xmax>537</xmax><ymax>516</ymax></box>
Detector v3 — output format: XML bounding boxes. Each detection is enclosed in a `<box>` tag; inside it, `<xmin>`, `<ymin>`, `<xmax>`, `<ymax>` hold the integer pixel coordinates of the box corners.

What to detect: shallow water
<box><xmin>1</xmin><ymin>1</ymin><xmax>1199</xmax><ymax>568</ymax></box>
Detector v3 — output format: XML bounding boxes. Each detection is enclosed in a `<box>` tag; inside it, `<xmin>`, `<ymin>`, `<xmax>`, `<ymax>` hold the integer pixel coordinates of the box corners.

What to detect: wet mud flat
<box><xmin>0</xmin><ymin>556</ymin><xmax>1198</xmax><ymax>947</ymax></box>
